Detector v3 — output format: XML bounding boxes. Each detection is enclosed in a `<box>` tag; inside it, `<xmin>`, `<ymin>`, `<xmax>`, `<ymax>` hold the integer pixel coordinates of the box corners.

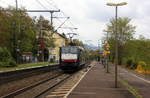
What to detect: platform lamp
<box><xmin>103</xmin><ymin>30</ymin><xmax>112</xmax><ymax>73</ymax></box>
<box><xmin>106</xmin><ymin>2</ymin><xmax>127</xmax><ymax>88</ymax></box>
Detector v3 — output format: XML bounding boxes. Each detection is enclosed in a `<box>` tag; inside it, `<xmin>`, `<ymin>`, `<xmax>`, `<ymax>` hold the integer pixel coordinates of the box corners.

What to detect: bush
<box><xmin>0</xmin><ymin>47</ymin><xmax>17</xmax><ymax>67</ymax></box>
<box><xmin>135</xmin><ymin>61</ymin><xmax>148</xmax><ymax>73</ymax></box>
<box><xmin>126</xmin><ymin>58</ymin><xmax>138</xmax><ymax>69</ymax></box>
<box><xmin>126</xmin><ymin>59</ymin><xmax>133</xmax><ymax>68</ymax></box>
<box><xmin>0</xmin><ymin>47</ymin><xmax>11</xmax><ymax>62</ymax></box>
<box><xmin>0</xmin><ymin>62</ymin><xmax>9</xmax><ymax>67</ymax></box>
<box><xmin>138</xmin><ymin>61</ymin><xmax>147</xmax><ymax>69</ymax></box>
<box><xmin>0</xmin><ymin>59</ymin><xmax>17</xmax><ymax>67</ymax></box>
<box><xmin>0</xmin><ymin>62</ymin><xmax>5</xmax><ymax>67</ymax></box>
<box><xmin>9</xmin><ymin>59</ymin><xmax>17</xmax><ymax>67</ymax></box>
<box><xmin>122</xmin><ymin>58</ymin><xmax>127</xmax><ymax>65</ymax></box>
<box><xmin>130</xmin><ymin>61</ymin><xmax>138</xmax><ymax>69</ymax></box>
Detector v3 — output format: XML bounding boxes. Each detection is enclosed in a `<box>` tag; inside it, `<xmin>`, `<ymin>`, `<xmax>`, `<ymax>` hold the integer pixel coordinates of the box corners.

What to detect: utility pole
<box><xmin>50</xmin><ymin>10</ymin><xmax>60</xmax><ymax>32</ymax></box>
<box><xmin>16</xmin><ymin>0</ymin><xmax>18</xmax><ymax>10</ymax></box>
<box><xmin>39</xmin><ymin>23</ymin><xmax>45</xmax><ymax>62</ymax></box>
<box><xmin>13</xmin><ymin>0</ymin><xmax>19</xmax><ymax>63</ymax></box>
<box><xmin>106</xmin><ymin>31</ymin><xmax>109</xmax><ymax>73</ymax></box>
<box><xmin>16</xmin><ymin>0</ymin><xmax>21</xmax><ymax>64</ymax></box>
<box><xmin>98</xmin><ymin>40</ymin><xmax>101</xmax><ymax>62</ymax></box>
<box><xmin>50</xmin><ymin>12</ymin><xmax>53</xmax><ymax>27</ymax></box>
<box><xmin>26</xmin><ymin>10</ymin><xmax>60</xmax><ymax>32</ymax></box>
<box><xmin>103</xmin><ymin>29</ymin><xmax>111</xmax><ymax>73</ymax></box>
<box><xmin>50</xmin><ymin>10</ymin><xmax>60</xmax><ymax>31</ymax></box>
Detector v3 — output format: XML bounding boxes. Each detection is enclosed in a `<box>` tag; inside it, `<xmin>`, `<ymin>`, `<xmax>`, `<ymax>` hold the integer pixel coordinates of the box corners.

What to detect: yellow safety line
<box><xmin>51</xmin><ymin>91</ymin><xmax>68</xmax><ymax>94</ymax></box>
<box><xmin>46</xmin><ymin>94</ymin><xmax>66</xmax><ymax>97</ymax></box>
<box><xmin>55</xmin><ymin>89</ymin><xmax>70</xmax><ymax>91</ymax></box>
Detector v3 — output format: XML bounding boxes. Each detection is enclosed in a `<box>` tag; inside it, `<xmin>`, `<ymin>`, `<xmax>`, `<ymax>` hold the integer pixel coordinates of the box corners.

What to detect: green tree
<box><xmin>0</xmin><ymin>7</ymin><xmax>36</xmax><ymax>62</ymax></box>
<box><xmin>72</xmin><ymin>39</ymin><xmax>84</xmax><ymax>46</ymax></box>
<box><xmin>0</xmin><ymin>6</ymin><xmax>56</xmax><ymax>63</ymax></box>
<box><xmin>106</xmin><ymin>17</ymin><xmax>136</xmax><ymax>64</ymax></box>
<box><xmin>123</xmin><ymin>39</ymin><xmax>150</xmax><ymax>69</ymax></box>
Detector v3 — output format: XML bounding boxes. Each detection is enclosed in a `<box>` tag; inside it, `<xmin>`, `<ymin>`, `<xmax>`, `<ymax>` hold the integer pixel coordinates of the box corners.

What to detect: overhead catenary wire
<box><xmin>34</xmin><ymin>0</ymin><xmax>78</xmax><ymax>36</ymax></box>
<box><xmin>36</xmin><ymin>0</ymin><xmax>48</xmax><ymax>9</ymax></box>
<box><xmin>45</xmin><ymin>0</ymin><xmax>78</xmax><ymax>33</ymax></box>
<box><xmin>45</xmin><ymin>0</ymin><xmax>67</xmax><ymax>17</ymax></box>
<box><xmin>45</xmin><ymin>0</ymin><xmax>58</xmax><ymax>10</ymax></box>
<box><xmin>54</xmin><ymin>18</ymin><xmax>74</xmax><ymax>33</ymax></box>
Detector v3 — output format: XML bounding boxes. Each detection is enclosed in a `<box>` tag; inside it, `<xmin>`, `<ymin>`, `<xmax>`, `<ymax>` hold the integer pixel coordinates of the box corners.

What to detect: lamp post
<box><xmin>103</xmin><ymin>30</ymin><xmax>112</xmax><ymax>73</ymax></box>
<box><xmin>106</xmin><ymin>2</ymin><xmax>127</xmax><ymax>88</ymax></box>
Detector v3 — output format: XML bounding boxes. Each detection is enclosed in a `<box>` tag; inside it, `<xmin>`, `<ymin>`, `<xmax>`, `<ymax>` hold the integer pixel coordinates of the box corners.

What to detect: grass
<box><xmin>119</xmin><ymin>78</ymin><xmax>142</xmax><ymax>98</ymax></box>
<box><xmin>110</xmin><ymin>70</ymin><xmax>142</xmax><ymax>98</ymax></box>
<box><xmin>0</xmin><ymin>62</ymin><xmax>57</xmax><ymax>71</ymax></box>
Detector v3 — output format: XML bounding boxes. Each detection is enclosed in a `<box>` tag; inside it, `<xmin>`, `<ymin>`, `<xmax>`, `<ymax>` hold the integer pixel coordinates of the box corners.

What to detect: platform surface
<box><xmin>68</xmin><ymin>62</ymin><xmax>134</xmax><ymax>98</ymax></box>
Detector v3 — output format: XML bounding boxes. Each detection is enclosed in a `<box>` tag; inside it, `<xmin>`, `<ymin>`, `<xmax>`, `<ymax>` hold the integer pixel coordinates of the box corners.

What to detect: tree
<box><xmin>107</xmin><ymin>17</ymin><xmax>136</xmax><ymax>44</ymax></box>
<box><xmin>0</xmin><ymin>6</ymin><xmax>56</xmax><ymax>63</ymax></box>
<box><xmin>124</xmin><ymin>39</ymin><xmax>150</xmax><ymax>65</ymax></box>
<box><xmin>106</xmin><ymin>17</ymin><xmax>136</xmax><ymax>64</ymax></box>
<box><xmin>72</xmin><ymin>39</ymin><xmax>84</xmax><ymax>46</ymax></box>
<box><xmin>36</xmin><ymin>16</ymin><xmax>53</xmax><ymax>31</ymax></box>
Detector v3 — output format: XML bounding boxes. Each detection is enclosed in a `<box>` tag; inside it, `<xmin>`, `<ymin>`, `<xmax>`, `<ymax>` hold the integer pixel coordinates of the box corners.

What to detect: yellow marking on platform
<box><xmin>55</xmin><ymin>89</ymin><xmax>70</xmax><ymax>91</ymax></box>
<box><xmin>63</xmin><ymin>84</ymin><xmax>73</xmax><ymax>86</ymax></box>
<box><xmin>56</xmin><ymin>88</ymin><xmax>70</xmax><ymax>90</ymax></box>
<box><xmin>51</xmin><ymin>91</ymin><xmax>68</xmax><ymax>94</ymax></box>
<box><xmin>46</xmin><ymin>94</ymin><xmax>66</xmax><ymax>97</ymax></box>
<box><xmin>65</xmin><ymin>83</ymin><xmax>75</xmax><ymax>84</ymax></box>
<box><xmin>62</xmin><ymin>86</ymin><xmax>72</xmax><ymax>87</ymax></box>
<box><xmin>59</xmin><ymin>87</ymin><xmax>71</xmax><ymax>89</ymax></box>
<box><xmin>63</xmin><ymin>85</ymin><xmax>72</xmax><ymax>87</ymax></box>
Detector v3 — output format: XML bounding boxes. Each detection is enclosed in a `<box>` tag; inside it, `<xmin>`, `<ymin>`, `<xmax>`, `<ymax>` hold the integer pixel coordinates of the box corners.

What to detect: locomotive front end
<box><xmin>60</xmin><ymin>46</ymin><xmax>79</xmax><ymax>71</ymax></box>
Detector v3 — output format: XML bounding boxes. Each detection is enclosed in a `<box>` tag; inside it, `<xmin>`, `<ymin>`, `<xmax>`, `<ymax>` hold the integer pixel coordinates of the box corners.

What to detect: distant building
<box><xmin>22</xmin><ymin>52</ymin><xmax>33</xmax><ymax>63</ymax></box>
<box><xmin>48</xmin><ymin>32</ymin><xmax>67</xmax><ymax>62</ymax></box>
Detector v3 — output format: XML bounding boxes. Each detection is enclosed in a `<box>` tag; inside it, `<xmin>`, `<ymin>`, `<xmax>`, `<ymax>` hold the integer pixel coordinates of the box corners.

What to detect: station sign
<box><xmin>99</xmin><ymin>51</ymin><xmax>103</xmax><ymax>54</ymax></box>
<box><xmin>102</xmin><ymin>50</ymin><xmax>111</xmax><ymax>56</ymax></box>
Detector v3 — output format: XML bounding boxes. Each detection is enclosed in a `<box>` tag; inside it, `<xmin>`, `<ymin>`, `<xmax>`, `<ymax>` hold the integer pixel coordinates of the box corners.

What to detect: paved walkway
<box><xmin>68</xmin><ymin>62</ymin><xmax>134</xmax><ymax>98</ymax></box>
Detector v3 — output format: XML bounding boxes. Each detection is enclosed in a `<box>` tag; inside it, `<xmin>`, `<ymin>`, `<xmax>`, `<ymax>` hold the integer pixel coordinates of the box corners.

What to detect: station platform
<box><xmin>67</xmin><ymin>61</ymin><xmax>134</xmax><ymax>98</ymax></box>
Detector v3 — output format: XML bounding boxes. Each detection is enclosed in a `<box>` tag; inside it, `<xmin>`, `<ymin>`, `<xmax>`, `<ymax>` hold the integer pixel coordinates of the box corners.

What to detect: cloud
<box><xmin>1</xmin><ymin>0</ymin><xmax>150</xmax><ymax>46</ymax></box>
<box><xmin>85</xmin><ymin>0</ymin><xmax>114</xmax><ymax>22</ymax></box>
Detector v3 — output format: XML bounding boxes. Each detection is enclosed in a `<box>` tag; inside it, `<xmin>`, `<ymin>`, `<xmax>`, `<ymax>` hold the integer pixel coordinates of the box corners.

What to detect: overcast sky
<box><xmin>0</xmin><ymin>0</ymin><xmax>150</xmax><ymax>46</ymax></box>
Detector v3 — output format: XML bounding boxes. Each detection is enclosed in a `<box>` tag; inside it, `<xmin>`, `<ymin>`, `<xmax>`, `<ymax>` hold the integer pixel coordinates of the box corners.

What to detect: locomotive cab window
<box><xmin>61</xmin><ymin>47</ymin><xmax>78</xmax><ymax>54</ymax></box>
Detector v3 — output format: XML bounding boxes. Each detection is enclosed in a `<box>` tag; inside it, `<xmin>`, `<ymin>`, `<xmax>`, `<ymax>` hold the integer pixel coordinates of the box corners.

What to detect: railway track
<box><xmin>39</xmin><ymin>63</ymin><xmax>93</xmax><ymax>98</ymax></box>
<box><xmin>1</xmin><ymin>62</ymin><xmax>92</xmax><ymax>98</ymax></box>
<box><xmin>0</xmin><ymin>64</ymin><xmax>61</xmax><ymax>97</ymax></box>
<box><xmin>1</xmin><ymin>73</ymin><xmax>71</xmax><ymax>98</ymax></box>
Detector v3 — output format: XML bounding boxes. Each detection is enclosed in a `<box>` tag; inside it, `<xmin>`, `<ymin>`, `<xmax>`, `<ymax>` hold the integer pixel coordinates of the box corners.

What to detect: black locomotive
<box><xmin>59</xmin><ymin>46</ymin><xmax>86</xmax><ymax>71</ymax></box>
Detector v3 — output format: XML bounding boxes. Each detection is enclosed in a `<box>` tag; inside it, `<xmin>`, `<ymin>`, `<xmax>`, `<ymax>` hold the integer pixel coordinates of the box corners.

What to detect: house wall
<box><xmin>48</xmin><ymin>33</ymin><xmax>66</xmax><ymax>62</ymax></box>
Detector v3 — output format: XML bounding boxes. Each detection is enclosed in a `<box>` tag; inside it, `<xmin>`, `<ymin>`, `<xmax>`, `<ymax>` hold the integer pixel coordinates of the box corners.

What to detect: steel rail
<box><xmin>1</xmin><ymin>73</ymin><xmax>64</xmax><ymax>98</ymax></box>
<box><xmin>35</xmin><ymin>74</ymin><xmax>72</xmax><ymax>98</ymax></box>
